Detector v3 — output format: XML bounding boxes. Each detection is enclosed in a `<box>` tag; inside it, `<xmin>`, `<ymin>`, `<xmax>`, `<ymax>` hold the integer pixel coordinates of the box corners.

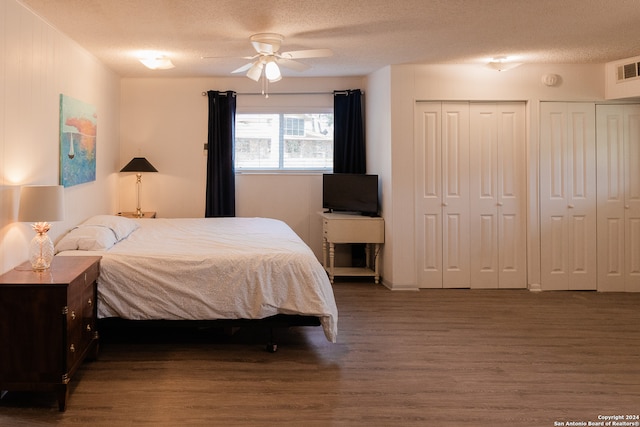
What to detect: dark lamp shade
<box><xmin>120</xmin><ymin>157</ymin><xmax>158</xmax><ymax>173</ymax></box>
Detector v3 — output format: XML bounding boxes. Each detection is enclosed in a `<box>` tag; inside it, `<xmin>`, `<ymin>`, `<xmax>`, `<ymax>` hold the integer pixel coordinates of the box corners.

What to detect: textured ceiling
<box><xmin>19</xmin><ymin>0</ymin><xmax>640</xmax><ymax>78</ymax></box>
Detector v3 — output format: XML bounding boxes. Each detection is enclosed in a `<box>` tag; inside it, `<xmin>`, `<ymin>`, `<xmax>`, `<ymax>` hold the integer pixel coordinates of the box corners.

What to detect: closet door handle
<box><xmin>568</xmin><ymin>204</ymin><xmax>575</xmax><ymax>209</ymax></box>
<box><xmin>442</xmin><ymin>202</ymin><xmax>448</xmax><ymax>207</ymax></box>
<box><xmin>625</xmin><ymin>205</ymin><xmax>630</xmax><ymax>209</ymax></box>
<box><xmin>497</xmin><ymin>202</ymin><xmax>503</xmax><ymax>207</ymax></box>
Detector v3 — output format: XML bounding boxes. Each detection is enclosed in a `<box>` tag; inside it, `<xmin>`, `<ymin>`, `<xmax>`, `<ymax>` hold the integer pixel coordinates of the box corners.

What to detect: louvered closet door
<box><xmin>415</xmin><ymin>102</ymin><xmax>470</xmax><ymax>288</ymax></box>
<box><xmin>596</xmin><ymin>104</ymin><xmax>640</xmax><ymax>292</ymax></box>
<box><xmin>540</xmin><ymin>102</ymin><xmax>597</xmax><ymax>290</ymax></box>
<box><xmin>469</xmin><ymin>103</ymin><xmax>527</xmax><ymax>288</ymax></box>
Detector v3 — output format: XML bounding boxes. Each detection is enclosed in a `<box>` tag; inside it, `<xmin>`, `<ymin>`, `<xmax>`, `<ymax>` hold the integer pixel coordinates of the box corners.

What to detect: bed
<box><xmin>55</xmin><ymin>215</ymin><xmax>338</xmax><ymax>347</ymax></box>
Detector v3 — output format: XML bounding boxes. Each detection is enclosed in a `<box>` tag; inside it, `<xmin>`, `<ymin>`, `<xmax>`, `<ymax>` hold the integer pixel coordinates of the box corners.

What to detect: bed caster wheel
<box><xmin>266</xmin><ymin>342</ymin><xmax>278</xmax><ymax>353</ymax></box>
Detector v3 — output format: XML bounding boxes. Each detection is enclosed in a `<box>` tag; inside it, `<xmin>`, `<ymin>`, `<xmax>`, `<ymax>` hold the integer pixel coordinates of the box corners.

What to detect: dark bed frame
<box><xmin>97</xmin><ymin>314</ymin><xmax>322</xmax><ymax>352</ymax></box>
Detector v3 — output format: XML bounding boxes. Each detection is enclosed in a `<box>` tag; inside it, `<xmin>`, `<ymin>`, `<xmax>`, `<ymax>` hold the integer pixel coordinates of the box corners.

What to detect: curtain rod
<box><xmin>201</xmin><ymin>90</ymin><xmax>362</xmax><ymax>96</ymax></box>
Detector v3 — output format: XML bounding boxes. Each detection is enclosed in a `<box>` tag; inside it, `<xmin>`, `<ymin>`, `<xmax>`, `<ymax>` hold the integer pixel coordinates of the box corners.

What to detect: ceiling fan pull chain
<box><xmin>261</xmin><ymin>72</ymin><xmax>269</xmax><ymax>98</ymax></box>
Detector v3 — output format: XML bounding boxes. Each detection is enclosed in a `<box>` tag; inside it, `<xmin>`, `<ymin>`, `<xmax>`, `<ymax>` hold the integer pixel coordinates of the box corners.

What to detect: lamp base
<box><xmin>28</xmin><ymin>232</ymin><xmax>54</xmax><ymax>271</ymax></box>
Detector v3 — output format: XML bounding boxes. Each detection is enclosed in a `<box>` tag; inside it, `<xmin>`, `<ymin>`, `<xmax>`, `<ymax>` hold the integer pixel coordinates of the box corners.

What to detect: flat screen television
<box><xmin>323</xmin><ymin>173</ymin><xmax>379</xmax><ymax>216</ymax></box>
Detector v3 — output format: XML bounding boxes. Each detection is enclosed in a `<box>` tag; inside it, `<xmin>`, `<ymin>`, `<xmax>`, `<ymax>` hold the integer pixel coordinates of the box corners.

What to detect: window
<box><xmin>284</xmin><ymin>117</ymin><xmax>304</xmax><ymax>136</ymax></box>
<box><xmin>235</xmin><ymin>113</ymin><xmax>333</xmax><ymax>171</ymax></box>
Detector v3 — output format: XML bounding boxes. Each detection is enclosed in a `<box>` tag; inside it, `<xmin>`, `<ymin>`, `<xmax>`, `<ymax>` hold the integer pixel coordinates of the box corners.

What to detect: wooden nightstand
<box><xmin>0</xmin><ymin>256</ymin><xmax>101</xmax><ymax>411</ymax></box>
<box><xmin>117</xmin><ymin>211</ymin><xmax>156</xmax><ymax>218</ymax></box>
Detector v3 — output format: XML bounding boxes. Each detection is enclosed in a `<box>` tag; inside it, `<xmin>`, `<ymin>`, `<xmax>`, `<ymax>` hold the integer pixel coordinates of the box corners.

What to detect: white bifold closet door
<box><xmin>596</xmin><ymin>104</ymin><xmax>640</xmax><ymax>292</ymax></box>
<box><xmin>539</xmin><ymin>102</ymin><xmax>597</xmax><ymax>290</ymax></box>
<box><xmin>415</xmin><ymin>102</ymin><xmax>470</xmax><ymax>288</ymax></box>
<box><xmin>469</xmin><ymin>103</ymin><xmax>527</xmax><ymax>289</ymax></box>
<box><xmin>415</xmin><ymin>102</ymin><xmax>526</xmax><ymax>289</ymax></box>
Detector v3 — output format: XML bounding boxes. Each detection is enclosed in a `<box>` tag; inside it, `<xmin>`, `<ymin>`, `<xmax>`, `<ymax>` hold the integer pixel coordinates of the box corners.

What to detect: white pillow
<box><xmin>81</xmin><ymin>214</ymin><xmax>139</xmax><ymax>241</ymax></box>
<box><xmin>55</xmin><ymin>225</ymin><xmax>118</xmax><ymax>252</ymax></box>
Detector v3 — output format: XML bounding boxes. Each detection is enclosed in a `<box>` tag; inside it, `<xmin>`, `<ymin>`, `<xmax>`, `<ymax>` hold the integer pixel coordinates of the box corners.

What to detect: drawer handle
<box><xmin>69</xmin><ymin>344</ymin><xmax>76</xmax><ymax>353</ymax></box>
<box><xmin>87</xmin><ymin>298</ymin><xmax>92</xmax><ymax>306</ymax></box>
<box><xmin>86</xmin><ymin>324</ymin><xmax>92</xmax><ymax>332</ymax></box>
<box><xmin>70</xmin><ymin>311</ymin><xmax>76</xmax><ymax>320</ymax></box>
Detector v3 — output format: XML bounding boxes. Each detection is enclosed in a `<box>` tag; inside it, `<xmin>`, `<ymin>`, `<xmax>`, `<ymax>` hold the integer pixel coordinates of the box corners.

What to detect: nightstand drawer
<box><xmin>322</xmin><ymin>217</ymin><xmax>384</xmax><ymax>243</ymax></box>
<box><xmin>66</xmin><ymin>278</ymin><xmax>97</xmax><ymax>370</ymax></box>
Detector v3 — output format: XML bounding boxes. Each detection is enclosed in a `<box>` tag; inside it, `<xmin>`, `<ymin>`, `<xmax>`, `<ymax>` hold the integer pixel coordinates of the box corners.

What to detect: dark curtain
<box><xmin>333</xmin><ymin>89</ymin><xmax>366</xmax><ymax>174</ymax></box>
<box><xmin>333</xmin><ymin>89</ymin><xmax>367</xmax><ymax>266</ymax></box>
<box><xmin>205</xmin><ymin>90</ymin><xmax>236</xmax><ymax>217</ymax></box>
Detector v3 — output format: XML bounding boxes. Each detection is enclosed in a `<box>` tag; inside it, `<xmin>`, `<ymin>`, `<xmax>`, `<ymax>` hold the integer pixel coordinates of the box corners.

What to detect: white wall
<box><xmin>119</xmin><ymin>76</ymin><xmax>364</xmax><ymax>258</ymax></box>
<box><xmin>0</xmin><ymin>0</ymin><xmax>121</xmax><ymax>274</ymax></box>
<box><xmin>363</xmin><ymin>66</ymin><xmax>400</xmax><ymax>287</ymax></box>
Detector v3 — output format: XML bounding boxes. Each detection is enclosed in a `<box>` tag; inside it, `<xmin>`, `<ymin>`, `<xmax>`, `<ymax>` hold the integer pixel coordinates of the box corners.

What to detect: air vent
<box><xmin>606</xmin><ymin>55</ymin><xmax>640</xmax><ymax>99</ymax></box>
<box><xmin>617</xmin><ymin>62</ymin><xmax>640</xmax><ymax>82</ymax></box>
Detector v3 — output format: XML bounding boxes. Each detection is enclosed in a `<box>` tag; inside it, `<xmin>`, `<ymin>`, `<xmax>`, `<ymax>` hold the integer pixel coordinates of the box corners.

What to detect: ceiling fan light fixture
<box><xmin>216</xmin><ymin>33</ymin><xmax>330</xmax><ymax>88</ymax></box>
<box><xmin>246</xmin><ymin>62</ymin><xmax>264</xmax><ymax>81</ymax></box>
<box><xmin>265</xmin><ymin>60</ymin><xmax>281</xmax><ymax>82</ymax></box>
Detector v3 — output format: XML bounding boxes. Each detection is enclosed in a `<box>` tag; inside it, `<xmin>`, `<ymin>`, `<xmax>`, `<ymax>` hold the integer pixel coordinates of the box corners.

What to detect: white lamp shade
<box><xmin>18</xmin><ymin>185</ymin><xmax>65</xmax><ymax>223</ymax></box>
<box><xmin>265</xmin><ymin>60</ymin><xmax>281</xmax><ymax>82</ymax></box>
<box><xmin>246</xmin><ymin>62</ymin><xmax>264</xmax><ymax>82</ymax></box>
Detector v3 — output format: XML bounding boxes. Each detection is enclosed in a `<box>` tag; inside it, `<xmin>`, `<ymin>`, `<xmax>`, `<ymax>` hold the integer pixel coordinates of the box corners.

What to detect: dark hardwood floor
<box><xmin>1</xmin><ymin>281</ymin><xmax>639</xmax><ymax>426</ymax></box>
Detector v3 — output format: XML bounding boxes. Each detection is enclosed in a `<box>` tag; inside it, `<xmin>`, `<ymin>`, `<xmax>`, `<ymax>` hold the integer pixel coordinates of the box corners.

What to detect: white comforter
<box><xmin>61</xmin><ymin>217</ymin><xmax>337</xmax><ymax>342</ymax></box>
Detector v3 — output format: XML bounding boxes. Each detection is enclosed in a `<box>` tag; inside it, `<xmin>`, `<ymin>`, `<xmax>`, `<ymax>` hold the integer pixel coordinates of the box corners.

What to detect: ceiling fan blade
<box><xmin>231</xmin><ymin>62</ymin><xmax>255</xmax><ymax>74</ymax></box>
<box><xmin>279</xmin><ymin>48</ymin><xmax>333</xmax><ymax>59</ymax></box>
<box><xmin>276</xmin><ymin>58</ymin><xmax>311</xmax><ymax>72</ymax></box>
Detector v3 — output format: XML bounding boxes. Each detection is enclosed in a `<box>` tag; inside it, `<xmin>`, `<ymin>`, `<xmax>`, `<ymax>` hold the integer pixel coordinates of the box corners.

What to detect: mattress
<box><xmin>57</xmin><ymin>216</ymin><xmax>338</xmax><ymax>342</ymax></box>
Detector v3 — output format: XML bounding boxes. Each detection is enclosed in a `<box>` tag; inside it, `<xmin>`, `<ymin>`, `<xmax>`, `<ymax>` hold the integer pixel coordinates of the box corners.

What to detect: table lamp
<box><xmin>120</xmin><ymin>157</ymin><xmax>158</xmax><ymax>218</ymax></box>
<box><xmin>18</xmin><ymin>185</ymin><xmax>65</xmax><ymax>271</ymax></box>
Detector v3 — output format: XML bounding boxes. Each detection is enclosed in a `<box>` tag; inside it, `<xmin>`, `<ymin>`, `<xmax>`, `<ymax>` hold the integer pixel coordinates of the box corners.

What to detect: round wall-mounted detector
<box><xmin>542</xmin><ymin>74</ymin><xmax>559</xmax><ymax>86</ymax></box>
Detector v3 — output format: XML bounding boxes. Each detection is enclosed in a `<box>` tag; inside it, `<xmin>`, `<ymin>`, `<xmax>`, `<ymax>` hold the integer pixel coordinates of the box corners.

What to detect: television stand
<box><xmin>319</xmin><ymin>212</ymin><xmax>384</xmax><ymax>284</ymax></box>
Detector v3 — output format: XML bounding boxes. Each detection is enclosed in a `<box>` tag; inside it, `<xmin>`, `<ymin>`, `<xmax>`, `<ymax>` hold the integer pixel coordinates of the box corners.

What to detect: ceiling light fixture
<box><xmin>487</xmin><ymin>56</ymin><xmax>522</xmax><ymax>72</ymax></box>
<box><xmin>138</xmin><ymin>52</ymin><xmax>175</xmax><ymax>70</ymax></box>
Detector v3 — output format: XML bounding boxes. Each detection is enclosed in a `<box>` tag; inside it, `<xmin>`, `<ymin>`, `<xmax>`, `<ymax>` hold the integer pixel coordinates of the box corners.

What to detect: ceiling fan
<box><xmin>211</xmin><ymin>33</ymin><xmax>333</xmax><ymax>83</ymax></box>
